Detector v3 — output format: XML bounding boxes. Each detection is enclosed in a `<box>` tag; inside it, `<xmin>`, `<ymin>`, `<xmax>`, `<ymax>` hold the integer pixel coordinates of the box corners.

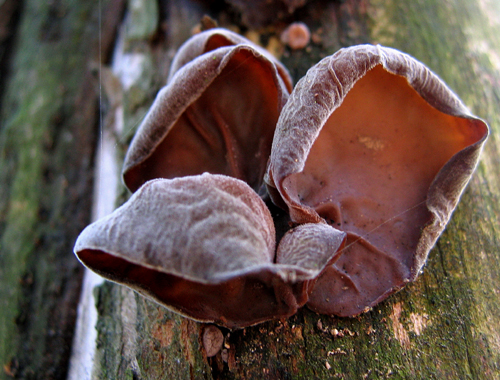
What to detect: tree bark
<box><xmin>1</xmin><ymin>0</ymin><xmax>499</xmax><ymax>379</ymax></box>
<box><xmin>0</xmin><ymin>0</ymin><xmax>124</xmax><ymax>379</ymax></box>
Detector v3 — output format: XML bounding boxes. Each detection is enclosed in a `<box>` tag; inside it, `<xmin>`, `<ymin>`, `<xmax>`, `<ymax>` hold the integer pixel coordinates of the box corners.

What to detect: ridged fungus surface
<box><xmin>75</xmin><ymin>174</ymin><xmax>345</xmax><ymax>328</ymax></box>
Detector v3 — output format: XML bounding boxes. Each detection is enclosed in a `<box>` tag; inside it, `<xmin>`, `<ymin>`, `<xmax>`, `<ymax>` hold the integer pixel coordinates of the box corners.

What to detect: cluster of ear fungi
<box><xmin>74</xmin><ymin>28</ymin><xmax>488</xmax><ymax>329</ymax></box>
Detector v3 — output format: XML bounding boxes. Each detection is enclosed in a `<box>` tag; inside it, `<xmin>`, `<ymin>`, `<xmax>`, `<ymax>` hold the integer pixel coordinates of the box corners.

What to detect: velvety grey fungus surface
<box><xmin>74</xmin><ymin>174</ymin><xmax>346</xmax><ymax>328</ymax></box>
<box><xmin>167</xmin><ymin>28</ymin><xmax>293</xmax><ymax>90</ymax></box>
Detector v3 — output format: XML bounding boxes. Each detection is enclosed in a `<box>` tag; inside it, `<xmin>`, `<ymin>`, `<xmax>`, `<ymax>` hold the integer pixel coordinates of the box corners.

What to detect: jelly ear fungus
<box><xmin>74</xmin><ymin>174</ymin><xmax>346</xmax><ymax>329</ymax></box>
<box><xmin>122</xmin><ymin>28</ymin><xmax>292</xmax><ymax>193</ymax></box>
<box><xmin>266</xmin><ymin>44</ymin><xmax>489</xmax><ymax>317</ymax></box>
<box><xmin>75</xmin><ymin>35</ymin><xmax>488</xmax><ymax>327</ymax></box>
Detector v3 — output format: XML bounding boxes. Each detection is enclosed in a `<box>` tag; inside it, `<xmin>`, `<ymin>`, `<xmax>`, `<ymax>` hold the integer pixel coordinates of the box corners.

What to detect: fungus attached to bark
<box><xmin>122</xmin><ymin>28</ymin><xmax>292</xmax><ymax>193</ymax></box>
<box><xmin>266</xmin><ymin>44</ymin><xmax>489</xmax><ymax>317</ymax></box>
<box><xmin>203</xmin><ymin>325</ymin><xmax>224</xmax><ymax>357</ymax></box>
<box><xmin>75</xmin><ymin>32</ymin><xmax>488</xmax><ymax>328</ymax></box>
<box><xmin>281</xmin><ymin>22</ymin><xmax>311</xmax><ymax>50</ymax></box>
<box><xmin>74</xmin><ymin>174</ymin><xmax>346</xmax><ymax>329</ymax></box>
<box><xmin>76</xmin><ymin>29</ymin><xmax>348</xmax><ymax>329</ymax></box>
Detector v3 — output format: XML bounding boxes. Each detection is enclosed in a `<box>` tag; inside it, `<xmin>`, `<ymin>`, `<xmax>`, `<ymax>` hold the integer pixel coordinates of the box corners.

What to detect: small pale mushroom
<box><xmin>74</xmin><ymin>174</ymin><xmax>346</xmax><ymax>329</ymax></box>
<box><xmin>203</xmin><ymin>325</ymin><xmax>224</xmax><ymax>357</ymax></box>
<box><xmin>281</xmin><ymin>22</ymin><xmax>311</xmax><ymax>50</ymax></box>
<box><xmin>266</xmin><ymin>44</ymin><xmax>489</xmax><ymax>316</ymax></box>
<box><xmin>122</xmin><ymin>28</ymin><xmax>292</xmax><ymax>193</ymax></box>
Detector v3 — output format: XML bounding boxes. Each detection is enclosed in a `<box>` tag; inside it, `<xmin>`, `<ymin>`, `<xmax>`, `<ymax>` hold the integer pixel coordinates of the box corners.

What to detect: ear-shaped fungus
<box><xmin>74</xmin><ymin>173</ymin><xmax>345</xmax><ymax>329</ymax></box>
<box><xmin>266</xmin><ymin>45</ymin><xmax>489</xmax><ymax>317</ymax></box>
<box><xmin>122</xmin><ymin>29</ymin><xmax>292</xmax><ymax>193</ymax></box>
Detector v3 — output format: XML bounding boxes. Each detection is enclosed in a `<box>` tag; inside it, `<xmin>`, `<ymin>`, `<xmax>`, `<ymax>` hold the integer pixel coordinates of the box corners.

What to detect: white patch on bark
<box><xmin>68</xmin><ymin>22</ymin><xmax>131</xmax><ymax>380</ymax></box>
<box><xmin>389</xmin><ymin>302</ymin><xmax>410</xmax><ymax>349</ymax></box>
<box><xmin>409</xmin><ymin>312</ymin><xmax>429</xmax><ymax>336</ymax></box>
<box><xmin>120</xmin><ymin>289</ymin><xmax>141</xmax><ymax>374</ymax></box>
<box><xmin>67</xmin><ymin>128</ymin><xmax>118</xmax><ymax>380</ymax></box>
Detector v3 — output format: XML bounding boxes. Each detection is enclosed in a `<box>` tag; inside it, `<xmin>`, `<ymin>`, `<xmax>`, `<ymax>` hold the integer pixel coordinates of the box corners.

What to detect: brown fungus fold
<box><xmin>266</xmin><ymin>44</ymin><xmax>489</xmax><ymax>317</ymax></box>
<box><xmin>74</xmin><ymin>174</ymin><xmax>345</xmax><ymax>329</ymax></box>
<box><xmin>123</xmin><ymin>29</ymin><xmax>292</xmax><ymax>193</ymax></box>
<box><xmin>167</xmin><ymin>28</ymin><xmax>293</xmax><ymax>89</ymax></box>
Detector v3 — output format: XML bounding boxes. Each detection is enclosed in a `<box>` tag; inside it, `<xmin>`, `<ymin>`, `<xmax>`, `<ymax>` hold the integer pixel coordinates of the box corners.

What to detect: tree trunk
<box><xmin>1</xmin><ymin>0</ymin><xmax>499</xmax><ymax>379</ymax></box>
<box><xmin>0</xmin><ymin>0</ymin><xmax>124</xmax><ymax>379</ymax></box>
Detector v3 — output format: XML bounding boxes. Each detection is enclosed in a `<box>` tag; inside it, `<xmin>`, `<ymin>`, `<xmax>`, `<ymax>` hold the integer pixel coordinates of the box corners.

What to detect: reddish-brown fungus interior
<box><xmin>287</xmin><ymin>65</ymin><xmax>481</xmax><ymax>256</ymax></box>
<box><xmin>125</xmin><ymin>50</ymin><xmax>281</xmax><ymax>192</ymax></box>
<box><xmin>204</xmin><ymin>34</ymin><xmax>235</xmax><ymax>52</ymax></box>
<box><xmin>78</xmin><ymin>249</ymin><xmax>308</xmax><ymax>328</ymax></box>
<box><xmin>283</xmin><ymin>65</ymin><xmax>483</xmax><ymax>316</ymax></box>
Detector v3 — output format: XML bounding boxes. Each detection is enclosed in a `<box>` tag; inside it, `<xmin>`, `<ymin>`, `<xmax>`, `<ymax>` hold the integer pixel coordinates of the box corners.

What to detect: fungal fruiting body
<box><xmin>266</xmin><ymin>44</ymin><xmax>489</xmax><ymax>316</ymax></box>
<box><xmin>122</xmin><ymin>28</ymin><xmax>292</xmax><ymax>193</ymax></box>
<box><xmin>74</xmin><ymin>28</ymin><xmax>488</xmax><ymax>328</ymax></box>
<box><xmin>74</xmin><ymin>174</ymin><xmax>345</xmax><ymax>328</ymax></box>
<box><xmin>203</xmin><ymin>325</ymin><xmax>224</xmax><ymax>357</ymax></box>
<box><xmin>166</xmin><ymin>28</ymin><xmax>293</xmax><ymax>90</ymax></box>
<box><xmin>281</xmin><ymin>22</ymin><xmax>311</xmax><ymax>50</ymax></box>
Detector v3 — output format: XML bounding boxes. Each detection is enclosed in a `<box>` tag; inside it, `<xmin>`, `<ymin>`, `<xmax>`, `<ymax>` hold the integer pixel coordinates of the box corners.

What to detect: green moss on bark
<box><xmin>0</xmin><ymin>1</ymin><xmax>116</xmax><ymax>378</ymax></box>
